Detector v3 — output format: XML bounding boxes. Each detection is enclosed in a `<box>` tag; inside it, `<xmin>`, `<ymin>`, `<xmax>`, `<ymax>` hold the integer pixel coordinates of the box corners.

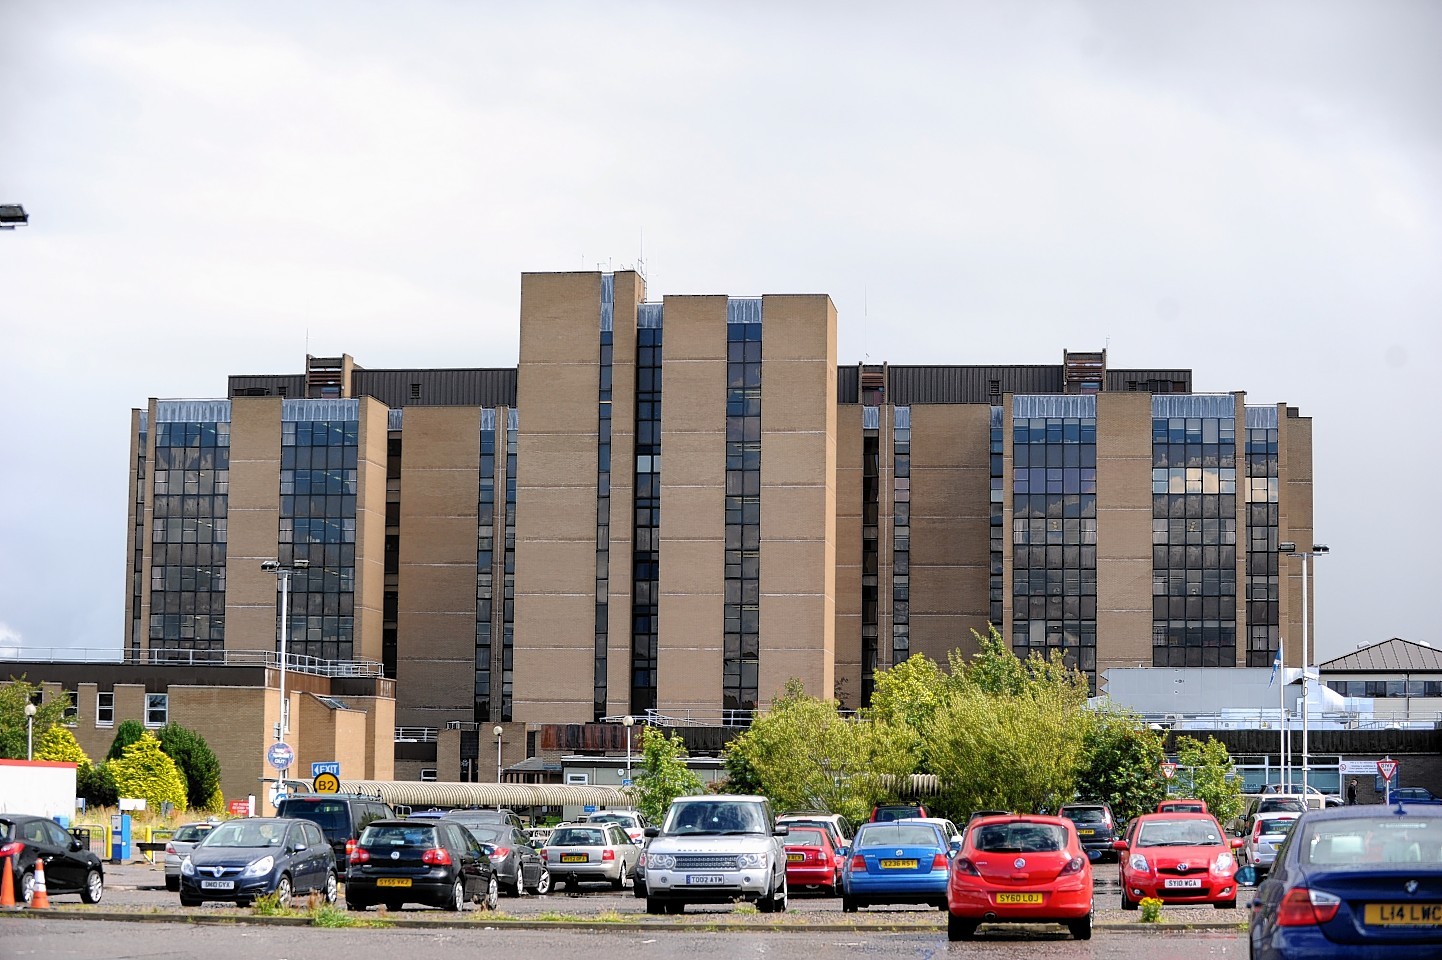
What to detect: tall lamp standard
<box><xmin>493</xmin><ymin>725</ymin><xmax>504</xmax><ymax>783</ymax></box>
<box><xmin>262</xmin><ymin>558</ymin><xmax>308</xmax><ymax>802</ymax></box>
<box><xmin>1279</xmin><ymin>542</ymin><xmax>1329</xmax><ymax>795</ymax></box>
<box><xmin>622</xmin><ymin>715</ymin><xmax>635</xmax><ymax>785</ymax></box>
<box><xmin>24</xmin><ymin>703</ymin><xmax>36</xmax><ymax>760</ymax></box>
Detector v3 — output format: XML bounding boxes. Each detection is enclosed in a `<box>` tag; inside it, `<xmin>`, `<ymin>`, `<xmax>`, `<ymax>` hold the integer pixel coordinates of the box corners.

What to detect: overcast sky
<box><xmin>2</xmin><ymin>1</ymin><xmax>1438</xmax><ymax>664</ymax></box>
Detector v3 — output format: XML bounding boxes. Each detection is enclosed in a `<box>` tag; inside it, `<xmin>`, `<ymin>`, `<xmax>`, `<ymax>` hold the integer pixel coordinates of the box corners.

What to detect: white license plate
<box><xmin>1164</xmin><ymin>878</ymin><xmax>1203</xmax><ymax>889</ymax></box>
<box><xmin>200</xmin><ymin>879</ymin><xmax>235</xmax><ymax>890</ymax></box>
<box><xmin>685</xmin><ymin>874</ymin><xmax>726</xmax><ymax>885</ymax></box>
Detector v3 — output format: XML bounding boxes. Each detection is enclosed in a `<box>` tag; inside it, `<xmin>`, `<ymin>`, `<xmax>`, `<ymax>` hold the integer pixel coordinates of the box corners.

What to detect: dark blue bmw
<box><xmin>1249</xmin><ymin>803</ymin><xmax>1442</xmax><ymax>959</ymax></box>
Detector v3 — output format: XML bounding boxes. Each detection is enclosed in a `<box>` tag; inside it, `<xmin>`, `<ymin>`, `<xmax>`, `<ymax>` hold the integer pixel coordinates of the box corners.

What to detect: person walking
<box><xmin>1347</xmin><ymin>778</ymin><xmax>1359</xmax><ymax>805</ymax></box>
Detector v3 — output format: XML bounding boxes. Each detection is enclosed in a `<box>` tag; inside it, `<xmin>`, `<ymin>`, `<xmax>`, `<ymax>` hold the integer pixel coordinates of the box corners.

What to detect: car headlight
<box><xmin>736</xmin><ymin>853</ymin><xmax>766</xmax><ymax>869</ymax></box>
<box><xmin>648</xmin><ymin>853</ymin><xmax>676</xmax><ymax>870</ymax></box>
<box><xmin>180</xmin><ymin>858</ymin><xmax>195</xmax><ymax>876</ymax></box>
<box><xmin>242</xmin><ymin>856</ymin><xmax>275</xmax><ymax>878</ymax></box>
<box><xmin>1128</xmin><ymin>854</ymin><xmax>1150</xmax><ymax>872</ymax></box>
<box><xmin>1211</xmin><ymin>853</ymin><xmax>1234</xmax><ymax>875</ymax></box>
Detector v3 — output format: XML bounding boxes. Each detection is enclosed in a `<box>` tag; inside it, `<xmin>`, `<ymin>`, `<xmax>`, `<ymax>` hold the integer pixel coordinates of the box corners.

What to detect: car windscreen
<box><xmin>202</xmin><ymin>820</ymin><xmax>287</xmax><ymax>848</ymax></box>
<box><xmin>1062</xmin><ymin>807</ymin><xmax>1107</xmax><ymax>824</ymax></box>
<box><xmin>549</xmin><ymin>828</ymin><xmax>608</xmax><ymax>846</ymax></box>
<box><xmin>663</xmin><ymin>801</ymin><xmax>768</xmax><ymax>834</ymax></box>
<box><xmin>1304</xmin><ymin>817</ymin><xmax>1442</xmax><ymax>866</ymax></box>
<box><xmin>855</xmin><ymin>824</ymin><xmax>941</xmax><ymax>848</ymax></box>
<box><xmin>360</xmin><ymin>824</ymin><xmax>437</xmax><ymax>847</ymax></box>
<box><xmin>277</xmin><ymin>800</ymin><xmax>350</xmax><ymax>833</ymax></box>
<box><xmin>971</xmin><ymin>823</ymin><xmax>1067</xmax><ymax>853</ymax></box>
<box><xmin>1136</xmin><ymin>819</ymin><xmax>1223</xmax><ymax>847</ymax></box>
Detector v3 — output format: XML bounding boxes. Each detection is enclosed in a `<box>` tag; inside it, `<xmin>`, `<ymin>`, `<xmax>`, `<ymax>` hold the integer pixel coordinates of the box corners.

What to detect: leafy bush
<box><xmin>78</xmin><ymin>762</ymin><xmax>118</xmax><ymax>808</ymax></box>
<box><xmin>109</xmin><ymin>732</ymin><xmax>188</xmax><ymax>813</ymax></box>
<box><xmin>35</xmin><ymin>726</ymin><xmax>91</xmax><ymax>768</ymax></box>
<box><xmin>106</xmin><ymin>719</ymin><xmax>148</xmax><ymax>761</ymax></box>
<box><xmin>158</xmin><ymin>723</ymin><xmax>223</xmax><ymax>811</ymax></box>
<box><xmin>0</xmin><ymin>678</ymin><xmax>68</xmax><ymax>760</ymax></box>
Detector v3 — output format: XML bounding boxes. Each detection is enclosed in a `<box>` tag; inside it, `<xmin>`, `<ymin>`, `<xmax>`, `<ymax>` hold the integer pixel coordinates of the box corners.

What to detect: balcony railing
<box><xmin>395</xmin><ymin>726</ymin><xmax>438</xmax><ymax>742</ymax></box>
<box><xmin>0</xmin><ymin>646</ymin><xmax>385</xmax><ymax>679</ymax></box>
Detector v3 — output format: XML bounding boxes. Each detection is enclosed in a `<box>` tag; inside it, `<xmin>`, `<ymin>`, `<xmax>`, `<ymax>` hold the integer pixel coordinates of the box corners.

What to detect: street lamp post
<box><xmin>622</xmin><ymin>715</ymin><xmax>635</xmax><ymax>784</ymax></box>
<box><xmin>262</xmin><ymin>558</ymin><xmax>308</xmax><ymax>804</ymax></box>
<box><xmin>1280</xmin><ymin>542</ymin><xmax>1329</xmax><ymax>796</ymax></box>
<box><xmin>493</xmin><ymin>725</ymin><xmax>504</xmax><ymax>783</ymax></box>
<box><xmin>24</xmin><ymin>703</ymin><xmax>36</xmax><ymax>760</ymax></box>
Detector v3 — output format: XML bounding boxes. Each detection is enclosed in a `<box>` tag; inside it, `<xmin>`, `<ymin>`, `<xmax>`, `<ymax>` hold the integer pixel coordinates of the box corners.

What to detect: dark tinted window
<box><xmin>361</xmin><ymin>824</ymin><xmax>437</xmax><ymax>846</ymax></box>
<box><xmin>279</xmin><ymin>799</ymin><xmax>350</xmax><ymax>833</ymax></box>
<box><xmin>1062</xmin><ymin>807</ymin><xmax>1107</xmax><ymax>824</ymax></box>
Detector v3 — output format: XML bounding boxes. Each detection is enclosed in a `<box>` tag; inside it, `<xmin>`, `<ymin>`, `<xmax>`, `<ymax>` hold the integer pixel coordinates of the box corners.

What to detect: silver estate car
<box><xmin>164</xmin><ymin>822</ymin><xmax>216</xmax><ymax>892</ymax></box>
<box><xmin>543</xmin><ymin>822</ymin><xmax>640</xmax><ymax>889</ymax></box>
<box><xmin>640</xmin><ymin>795</ymin><xmax>789</xmax><ymax>915</ymax></box>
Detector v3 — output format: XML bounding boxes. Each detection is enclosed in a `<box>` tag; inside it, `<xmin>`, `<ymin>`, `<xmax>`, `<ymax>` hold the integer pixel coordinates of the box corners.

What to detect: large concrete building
<box><xmin>115</xmin><ymin>269</ymin><xmax>1314</xmax><ymax>752</ymax></box>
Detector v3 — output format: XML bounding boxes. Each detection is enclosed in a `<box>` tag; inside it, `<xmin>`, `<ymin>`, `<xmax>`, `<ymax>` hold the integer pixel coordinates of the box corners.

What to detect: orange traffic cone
<box><xmin>29</xmin><ymin>859</ymin><xmax>52</xmax><ymax>909</ymax></box>
<box><xmin>0</xmin><ymin>854</ymin><xmax>15</xmax><ymax>908</ymax></box>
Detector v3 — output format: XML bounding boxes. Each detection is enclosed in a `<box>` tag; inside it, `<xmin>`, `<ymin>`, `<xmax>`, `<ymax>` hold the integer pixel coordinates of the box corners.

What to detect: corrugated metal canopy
<box><xmin>338</xmin><ymin>781</ymin><xmax>628</xmax><ymax>809</ymax></box>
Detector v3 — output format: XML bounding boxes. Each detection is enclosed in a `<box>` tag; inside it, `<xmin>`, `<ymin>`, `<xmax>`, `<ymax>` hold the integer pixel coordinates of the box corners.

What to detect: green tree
<box><xmin>1173</xmin><ymin>735</ymin><xmax>1245</xmax><ymax>828</ymax></box>
<box><xmin>109</xmin><ymin>732</ymin><xmax>188</xmax><ymax>813</ymax></box>
<box><xmin>34</xmin><ymin>725</ymin><xmax>92</xmax><ymax>768</ymax></box>
<box><xmin>724</xmin><ymin>679</ymin><xmax>917</xmax><ymax>824</ymax></box>
<box><xmin>1076</xmin><ymin>710</ymin><xmax>1167</xmax><ymax>823</ymax></box>
<box><xmin>630</xmin><ymin>728</ymin><xmax>704</xmax><ymax>824</ymax></box>
<box><xmin>158</xmin><ymin>722</ymin><xmax>223</xmax><ymax>812</ymax></box>
<box><xmin>106</xmin><ymin>719</ymin><xmax>148</xmax><ymax>761</ymax></box>
<box><xmin>78</xmin><ymin>763</ymin><xmax>119</xmax><ymax>808</ymax></box>
<box><xmin>0</xmin><ymin>678</ymin><xmax>68</xmax><ymax>759</ymax></box>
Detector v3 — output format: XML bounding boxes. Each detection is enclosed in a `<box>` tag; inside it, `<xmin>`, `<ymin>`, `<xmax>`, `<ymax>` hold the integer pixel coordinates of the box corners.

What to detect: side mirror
<box><xmin>1236</xmin><ymin>865</ymin><xmax>1258</xmax><ymax>887</ymax></box>
<box><xmin>644</xmin><ymin>826</ymin><xmax>660</xmax><ymax>838</ymax></box>
<box><xmin>838</xmin><ymin>845</ymin><xmax>850</xmax><ymax>858</ymax></box>
<box><xmin>1231</xmin><ymin>838</ymin><xmax>1245</xmax><ymax>849</ymax></box>
<box><xmin>291</xmin><ymin>843</ymin><xmax>307</xmax><ymax>852</ymax></box>
<box><xmin>774</xmin><ymin>825</ymin><xmax>789</xmax><ymax>837</ymax></box>
<box><xmin>479</xmin><ymin>843</ymin><xmax>495</xmax><ymax>856</ymax></box>
<box><xmin>69</xmin><ymin>839</ymin><xmax>84</xmax><ymax>852</ymax></box>
<box><xmin>950</xmin><ymin>839</ymin><xmax>963</xmax><ymax>852</ymax></box>
<box><xmin>1112</xmin><ymin>839</ymin><xmax>1129</xmax><ymax>851</ymax></box>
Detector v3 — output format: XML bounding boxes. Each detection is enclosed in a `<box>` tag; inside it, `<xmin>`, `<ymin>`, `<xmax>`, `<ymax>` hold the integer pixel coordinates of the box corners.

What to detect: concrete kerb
<box><xmin>0</xmin><ymin>910</ymin><xmax>1244</xmax><ymax>935</ymax></box>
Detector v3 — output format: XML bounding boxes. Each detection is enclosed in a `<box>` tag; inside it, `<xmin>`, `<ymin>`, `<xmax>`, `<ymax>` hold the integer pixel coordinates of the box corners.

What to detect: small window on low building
<box><xmin>63</xmin><ymin>690</ymin><xmax>79</xmax><ymax>725</ymax></box>
<box><xmin>96</xmin><ymin>692</ymin><xmax>115</xmax><ymax>727</ymax></box>
<box><xmin>420</xmin><ymin>768</ymin><xmax>438</xmax><ymax>782</ymax></box>
<box><xmin>145</xmin><ymin>693</ymin><xmax>169</xmax><ymax>727</ymax></box>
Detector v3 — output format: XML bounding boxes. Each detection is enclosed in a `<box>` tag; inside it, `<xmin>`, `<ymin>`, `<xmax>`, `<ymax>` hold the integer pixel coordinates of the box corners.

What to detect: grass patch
<box><xmin>731</xmin><ymin>903</ymin><xmax>759</xmax><ymax>915</ymax></box>
<box><xmin>250</xmin><ymin>892</ymin><xmax>289</xmax><ymax>917</ymax></box>
<box><xmin>533</xmin><ymin>910</ymin><xmax>581</xmax><ymax>922</ymax></box>
<box><xmin>467</xmin><ymin>909</ymin><xmax>514</xmax><ymax>921</ymax></box>
<box><xmin>591</xmin><ymin>910</ymin><xmax>627</xmax><ymax>923</ymax></box>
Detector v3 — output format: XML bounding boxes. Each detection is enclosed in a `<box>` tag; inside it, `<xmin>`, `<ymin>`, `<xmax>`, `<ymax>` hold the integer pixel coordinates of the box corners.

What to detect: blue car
<box><xmin>841</xmin><ymin>820</ymin><xmax>950</xmax><ymax>912</ymax></box>
<box><xmin>1249</xmin><ymin>803</ymin><xmax>1442</xmax><ymax>959</ymax></box>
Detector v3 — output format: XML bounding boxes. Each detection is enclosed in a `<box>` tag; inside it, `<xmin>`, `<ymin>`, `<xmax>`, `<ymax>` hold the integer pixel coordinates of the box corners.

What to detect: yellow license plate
<box><xmin>995</xmin><ymin>892</ymin><xmax>1044</xmax><ymax>904</ymax></box>
<box><xmin>375</xmin><ymin>878</ymin><xmax>411</xmax><ymax>888</ymax></box>
<box><xmin>879</xmin><ymin>859</ymin><xmax>918</xmax><ymax>869</ymax></box>
<box><xmin>561</xmin><ymin>854</ymin><xmax>587</xmax><ymax>863</ymax></box>
<box><xmin>787</xmin><ymin>853</ymin><xmax>804</xmax><ymax>862</ymax></box>
<box><xmin>1077</xmin><ymin>829</ymin><xmax>1095</xmax><ymax>836</ymax></box>
<box><xmin>1365</xmin><ymin>903</ymin><xmax>1442</xmax><ymax>926</ymax></box>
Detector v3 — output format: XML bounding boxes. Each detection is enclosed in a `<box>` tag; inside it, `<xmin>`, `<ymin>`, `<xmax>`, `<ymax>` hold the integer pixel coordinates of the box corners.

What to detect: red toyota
<box><xmin>782</xmin><ymin>826</ymin><xmax>842</xmax><ymax>896</ymax></box>
<box><xmin>946</xmin><ymin>814</ymin><xmax>1094</xmax><ymax>941</ymax></box>
<box><xmin>1114</xmin><ymin>812</ymin><xmax>1243</xmax><ymax>910</ymax></box>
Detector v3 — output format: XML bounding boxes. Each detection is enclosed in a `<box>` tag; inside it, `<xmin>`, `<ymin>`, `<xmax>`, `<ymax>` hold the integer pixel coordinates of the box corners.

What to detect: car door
<box><xmin>304</xmin><ymin>822</ymin><xmax>331</xmax><ymax>890</ymax></box>
<box><xmin>36</xmin><ymin>820</ymin><xmax>84</xmax><ymax>892</ymax></box>
<box><xmin>511</xmin><ymin>828</ymin><xmax>540</xmax><ymax>887</ymax></box>
<box><xmin>446</xmin><ymin>823</ymin><xmax>482</xmax><ymax>898</ymax></box>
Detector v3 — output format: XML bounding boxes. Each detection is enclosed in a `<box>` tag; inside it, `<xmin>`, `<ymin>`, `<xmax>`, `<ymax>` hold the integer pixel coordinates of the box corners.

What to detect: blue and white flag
<box><xmin>1268</xmin><ymin>647</ymin><xmax>1282</xmax><ymax>687</ymax></box>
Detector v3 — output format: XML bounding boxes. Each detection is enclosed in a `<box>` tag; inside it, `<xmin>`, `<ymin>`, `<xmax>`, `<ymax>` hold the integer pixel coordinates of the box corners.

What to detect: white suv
<box><xmin>641</xmin><ymin>795</ymin><xmax>789</xmax><ymax>914</ymax></box>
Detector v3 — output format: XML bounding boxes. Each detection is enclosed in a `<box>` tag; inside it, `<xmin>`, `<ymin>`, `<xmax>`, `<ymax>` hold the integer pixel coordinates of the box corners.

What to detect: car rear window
<box><xmin>361</xmin><ymin>824</ymin><xmax>437</xmax><ymax>846</ymax></box>
<box><xmin>857</xmin><ymin>824</ymin><xmax>940</xmax><ymax>848</ymax></box>
<box><xmin>972</xmin><ymin>823</ymin><xmax>1067</xmax><ymax>853</ymax></box>
<box><xmin>173</xmin><ymin>824</ymin><xmax>210</xmax><ymax>842</ymax></box>
<box><xmin>1258</xmin><ymin>819</ymin><xmax>1297</xmax><ymax>838</ymax></box>
<box><xmin>278</xmin><ymin>799</ymin><xmax>350</xmax><ymax>833</ymax></box>
<box><xmin>1305</xmin><ymin>818</ymin><xmax>1442</xmax><ymax>866</ymax></box>
<box><xmin>1063</xmin><ymin>807</ymin><xmax>1107</xmax><ymax>824</ymax></box>
<box><xmin>1137</xmin><ymin>819</ymin><xmax>1223</xmax><ymax>847</ymax></box>
<box><xmin>785</xmin><ymin>829</ymin><xmax>825</xmax><ymax>847</ymax></box>
<box><xmin>550</xmin><ymin>828</ymin><xmax>607</xmax><ymax>846</ymax></box>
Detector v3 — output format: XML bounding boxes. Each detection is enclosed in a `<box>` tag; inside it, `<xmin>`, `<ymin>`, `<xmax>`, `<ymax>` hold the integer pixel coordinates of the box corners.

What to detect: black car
<box><xmin>180</xmin><ymin>817</ymin><xmax>337</xmax><ymax>908</ymax></box>
<box><xmin>1058</xmin><ymin>802</ymin><xmax>1119</xmax><ymax>862</ymax></box>
<box><xmin>447</xmin><ymin>817</ymin><xmax>551</xmax><ymax>895</ymax></box>
<box><xmin>345</xmin><ymin>819</ymin><xmax>498</xmax><ymax>912</ymax></box>
<box><xmin>274</xmin><ymin>794</ymin><xmax>394</xmax><ymax>870</ymax></box>
<box><xmin>0</xmin><ymin>814</ymin><xmax>104</xmax><ymax>905</ymax></box>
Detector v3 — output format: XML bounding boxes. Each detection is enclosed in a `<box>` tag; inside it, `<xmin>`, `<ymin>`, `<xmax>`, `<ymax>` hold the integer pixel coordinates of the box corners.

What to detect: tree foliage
<box><xmin>724</xmin><ymin>679</ymin><xmax>916</xmax><ymax>824</ymax></box>
<box><xmin>1173</xmin><ymin>735</ymin><xmax>1245</xmax><ymax>827</ymax></box>
<box><xmin>106</xmin><ymin>719</ymin><xmax>148</xmax><ymax>761</ymax></box>
<box><xmin>109</xmin><ymin>732</ymin><xmax>188</xmax><ymax>813</ymax></box>
<box><xmin>34</xmin><ymin>726</ymin><xmax>92</xmax><ymax>768</ymax></box>
<box><xmin>158</xmin><ymin>722</ymin><xmax>223</xmax><ymax>812</ymax></box>
<box><xmin>630</xmin><ymin>728</ymin><xmax>705</xmax><ymax>824</ymax></box>
<box><xmin>1076</xmin><ymin>710</ymin><xmax>1167</xmax><ymax>823</ymax></box>
<box><xmin>78</xmin><ymin>763</ymin><xmax>119</xmax><ymax>808</ymax></box>
<box><xmin>0</xmin><ymin>678</ymin><xmax>68</xmax><ymax>759</ymax></box>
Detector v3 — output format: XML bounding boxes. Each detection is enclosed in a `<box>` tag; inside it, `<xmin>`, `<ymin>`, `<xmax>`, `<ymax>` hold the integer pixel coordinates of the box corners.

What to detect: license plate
<box><xmin>1077</xmin><ymin>829</ymin><xmax>1095</xmax><ymax>836</ymax></box>
<box><xmin>561</xmin><ymin>854</ymin><xmax>588</xmax><ymax>863</ymax></box>
<box><xmin>376</xmin><ymin>878</ymin><xmax>412</xmax><ymax>888</ymax></box>
<box><xmin>200</xmin><ymin>879</ymin><xmax>234</xmax><ymax>890</ymax></box>
<box><xmin>1164</xmin><ymin>878</ymin><xmax>1202</xmax><ymax>889</ymax></box>
<box><xmin>787</xmin><ymin>853</ymin><xmax>805</xmax><ymax>862</ymax></box>
<box><xmin>995</xmin><ymin>892</ymin><xmax>1044</xmax><ymax>904</ymax></box>
<box><xmin>1365</xmin><ymin>903</ymin><xmax>1442</xmax><ymax>926</ymax></box>
<box><xmin>879</xmin><ymin>859</ymin><xmax>918</xmax><ymax>869</ymax></box>
<box><xmin>685</xmin><ymin>874</ymin><xmax>725</xmax><ymax>885</ymax></box>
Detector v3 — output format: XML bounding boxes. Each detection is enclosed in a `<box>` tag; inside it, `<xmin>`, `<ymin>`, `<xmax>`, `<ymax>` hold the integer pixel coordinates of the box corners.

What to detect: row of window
<box><xmin>594</xmin><ymin>313</ymin><xmax>616</xmax><ymax>723</ymax></box>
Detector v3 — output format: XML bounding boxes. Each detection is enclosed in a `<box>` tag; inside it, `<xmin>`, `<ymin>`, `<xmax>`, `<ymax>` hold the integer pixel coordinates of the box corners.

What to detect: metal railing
<box><xmin>1</xmin><ymin>646</ymin><xmax>385</xmax><ymax>678</ymax></box>
<box><xmin>395</xmin><ymin>726</ymin><xmax>438</xmax><ymax>742</ymax></box>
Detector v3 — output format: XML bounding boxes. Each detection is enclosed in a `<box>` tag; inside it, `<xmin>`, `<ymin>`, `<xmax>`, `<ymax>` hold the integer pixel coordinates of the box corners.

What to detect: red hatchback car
<box><xmin>781</xmin><ymin>826</ymin><xmax>842</xmax><ymax>896</ymax></box>
<box><xmin>946</xmin><ymin>814</ymin><xmax>1094</xmax><ymax>941</ymax></box>
<box><xmin>1114</xmin><ymin>812</ymin><xmax>1243</xmax><ymax>910</ymax></box>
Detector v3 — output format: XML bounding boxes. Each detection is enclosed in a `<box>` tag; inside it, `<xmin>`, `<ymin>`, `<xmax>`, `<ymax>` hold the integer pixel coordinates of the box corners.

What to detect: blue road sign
<box><xmin>311</xmin><ymin>761</ymin><xmax>341</xmax><ymax>777</ymax></box>
<box><xmin>267</xmin><ymin>742</ymin><xmax>295</xmax><ymax>771</ymax></box>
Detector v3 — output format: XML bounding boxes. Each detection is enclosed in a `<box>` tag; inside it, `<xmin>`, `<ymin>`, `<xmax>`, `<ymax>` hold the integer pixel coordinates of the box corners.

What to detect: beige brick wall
<box><xmin>1096</xmin><ymin>393</ymin><xmax>1154</xmax><ymax>672</ymax></box>
<box><xmin>225</xmin><ymin>397</ymin><xmax>284</xmax><ymax>652</ymax></box>
<box><xmin>354</xmin><ymin>397</ymin><xmax>391</xmax><ymax>664</ymax></box>
<box><xmin>1279</xmin><ymin>404</ymin><xmax>1315</xmax><ymax>668</ymax></box>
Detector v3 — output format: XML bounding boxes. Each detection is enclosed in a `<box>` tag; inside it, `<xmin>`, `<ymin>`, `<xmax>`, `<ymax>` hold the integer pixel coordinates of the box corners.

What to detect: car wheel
<box><xmin>1068</xmin><ymin>911</ymin><xmax>1093</xmax><ymax>940</ymax></box>
<box><xmin>666</xmin><ymin>901</ymin><xmax>685</xmax><ymax>914</ymax></box>
<box><xmin>180</xmin><ymin>894</ymin><xmax>203</xmax><ymax>908</ymax></box>
<box><xmin>504</xmin><ymin>871</ymin><xmax>524</xmax><ymax>897</ymax></box>
<box><xmin>165</xmin><ymin>876</ymin><xmax>179</xmax><ymax>893</ymax></box>
<box><xmin>346</xmin><ymin>896</ymin><xmax>368</xmax><ymax>911</ymax></box>
<box><xmin>612</xmin><ymin>862</ymin><xmax>628</xmax><ymax>890</ymax></box>
<box><xmin>19</xmin><ymin>870</ymin><xmax>34</xmax><ymax>906</ymax></box>
<box><xmin>948</xmin><ymin>913</ymin><xmax>977</xmax><ymax>941</ymax></box>
<box><xmin>633</xmin><ymin>878</ymin><xmax>647</xmax><ymax>898</ymax></box>
<box><xmin>385</xmin><ymin>899</ymin><xmax>404</xmax><ymax>912</ymax></box>
<box><xmin>758</xmin><ymin>875</ymin><xmax>786</xmax><ymax>913</ymax></box>
<box><xmin>532</xmin><ymin>867</ymin><xmax>551</xmax><ymax>895</ymax></box>
<box><xmin>445</xmin><ymin>878</ymin><xmax>466</xmax><ymax>912</ymax></box>
<box><xmin>274</xmin><ymin>874</ymin><xmax>293</xmax><ymax>909</ymax></box>
<box><xmin>646</xmin><ymin>897</ymin><xmax>666</xmax><ymax>915</ymax></box>
<box><xmin>842</xmin><ymin>894</ymin><xmax>858</xmax><ymax>913</ymax></box>
<box><xmin>1215</xmin><ymin>898</ymin><xmax>1238</xmax><ymax>909</ymax></box>
<box><xmin>481</xmin><ymin>876</ymin><xmax>499</xmax><ymax>911</ymax></box>
<box><xmin>323</xmin><ymin>872</ymin><xmax>338</xmax><ymax>906</ymax></box>
<box><xmin>81</xmin><ymin>868</ymin><xmax>104</xmax><ymax>905</ymax></box>
<box><xmin>1121</xmin><ymin>886</ymin><xmax>1138</xmax><ymax>910</ymax></box>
